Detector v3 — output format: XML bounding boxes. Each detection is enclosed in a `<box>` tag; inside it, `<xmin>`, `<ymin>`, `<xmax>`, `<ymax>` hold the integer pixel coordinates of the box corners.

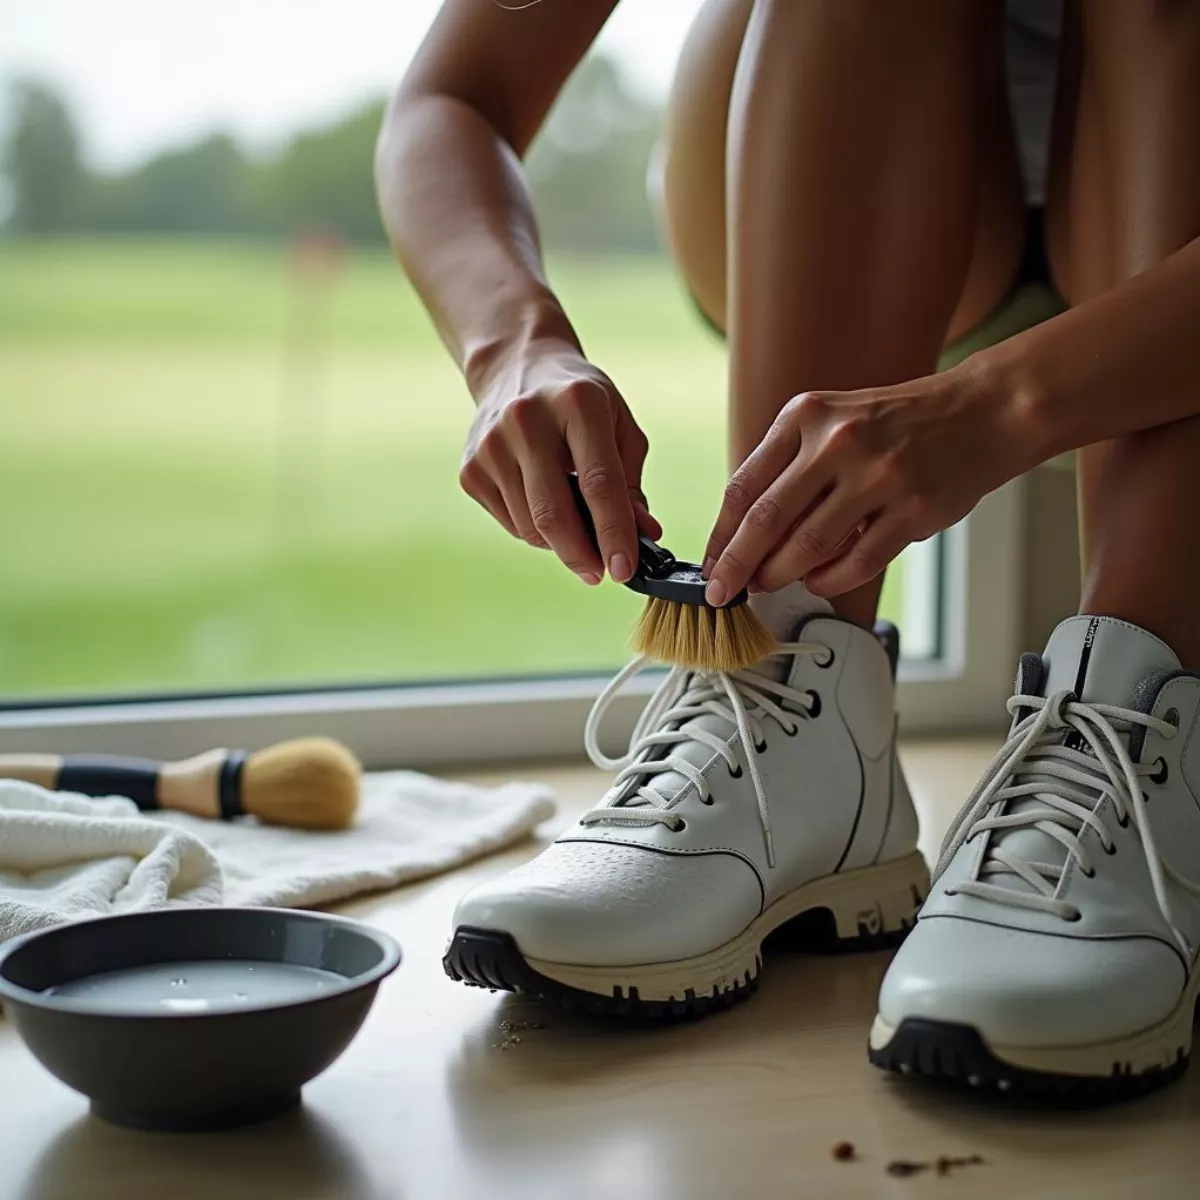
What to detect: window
<box><xmin>1</xmin><ymin>2</ymin><xmax>1023</xmax><ymax>766</ymax></box>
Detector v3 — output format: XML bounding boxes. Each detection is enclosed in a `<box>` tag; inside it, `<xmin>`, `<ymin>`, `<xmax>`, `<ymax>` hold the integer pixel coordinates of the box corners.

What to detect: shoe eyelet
<box><xmin>1150</xmin><ymin>757</ymin><xmax>1169</xmax><ymax>785</ymax></box>
<box><xmin>784</xmin><ymin>724</ymin><xmax>798</xmax><ymax>737</ymax></box>
<box><xmin>1064</xmin><ymin>910</ymin><xmax>1082</xmax><ymax>923</ymax></box>
<box><xmin>1104</xmin><ymin>841</ymin><xmax>1117</xmax><ymax>856</ymax></box>
<box><xmin>1118</xmin><ymin>813</ymin><xmax>1130</xmax><ymax>829</ymax></box>
<box><xmin>753</xmin><ymin>740</ymin><xmax>767</xmax><ymax>753</ymax></box>
<box><xmin>806</xmin><ymin>690</ymin><xmax>822</xmax><ymax>718</ymax></box>
<box><xmin>700</xmin><ymin>795</ymin><xmax>715</xmax><ymax>805</ymax></box>
<box><xmin>1081</xmin><ymin>867</ymin><xmax>1096</xmax><ymax>879</ymax></box>
<box><xmin>817</xmin><ymin>649</ymin><xmax>835</xmax><ymax>670</ymax></box>
<box><xmin>728</xmin><ymin>765</ymin><xmax>743</xmax><ymax>779</ymax></box>
<box><xmin>1165</xmin><ymin>707</ymin><xmax>1181</xmax><ymax>729</ymax></box>
<box><xmin>672</xmin><ymin>819</ymin><xmax>687</xmax><ymax>833</ymax></box>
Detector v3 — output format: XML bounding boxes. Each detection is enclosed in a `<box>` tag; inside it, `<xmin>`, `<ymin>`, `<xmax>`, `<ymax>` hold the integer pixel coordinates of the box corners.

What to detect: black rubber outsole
<box><xmin>869</xmin><ymin>1018</ymin><xmax>1190</xmax><ymax>1105</ymax></box>
<box><xmin>443</xmin><ymin>900</ymin><xmax>916</xmax><ymax>1020</ymax></box>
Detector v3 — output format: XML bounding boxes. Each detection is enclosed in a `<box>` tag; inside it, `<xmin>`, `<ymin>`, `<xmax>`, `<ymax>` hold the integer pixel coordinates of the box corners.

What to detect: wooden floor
<box><xmin>3</xmin><ymin>739</ymin><xmax>1199</xmax><ymax>1200</ymax></box>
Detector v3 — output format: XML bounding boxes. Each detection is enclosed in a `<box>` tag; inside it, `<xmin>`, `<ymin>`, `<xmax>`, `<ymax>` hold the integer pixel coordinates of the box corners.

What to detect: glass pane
<box><xmin>1</xmin><ymin>8</ymin><xmax>941</xmax><ymax>703</ymax></box>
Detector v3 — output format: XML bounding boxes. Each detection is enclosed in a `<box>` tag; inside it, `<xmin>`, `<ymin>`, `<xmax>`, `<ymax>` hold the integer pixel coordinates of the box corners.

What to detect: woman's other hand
<box><xmin>702</xmin><ymin>363</ymin><xmax>1031</xmax><ymax>603</ymax></box>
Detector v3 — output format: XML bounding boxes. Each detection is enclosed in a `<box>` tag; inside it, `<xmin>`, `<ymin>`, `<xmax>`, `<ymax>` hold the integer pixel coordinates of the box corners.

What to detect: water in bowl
<box><xmin>46</xmin><ymin>961</ymin><xmax>343</xmax><ymax>1014</ymax></box>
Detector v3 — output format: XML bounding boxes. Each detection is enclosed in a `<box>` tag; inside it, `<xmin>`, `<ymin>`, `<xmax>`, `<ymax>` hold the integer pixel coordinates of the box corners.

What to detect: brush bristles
<box><xmin>243</xmin><ymin>737</ymin><xmax>361</xmax><ymax>830</ymax></box>
<box><xmin>631</xmin><ymin>599</ymin><xmax>777</xmax><ymax>671</ymax></box>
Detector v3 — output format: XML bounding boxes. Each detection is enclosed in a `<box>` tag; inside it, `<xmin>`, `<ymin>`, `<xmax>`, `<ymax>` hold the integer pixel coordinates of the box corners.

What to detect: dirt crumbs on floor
<box><xmin>887</xmin><ymin>1155</ymin><xmax>986</xmax><ymax>1178</ymax></box>
<box><xmin>492</xmin><ymin>1018</ymin><xmax>546</xmax><ymax>1051</ymax></box>
<box><xmin>832</xmin><ymin>1147</ymin><xmax>987</xmax><ymax>1177</ymax></box>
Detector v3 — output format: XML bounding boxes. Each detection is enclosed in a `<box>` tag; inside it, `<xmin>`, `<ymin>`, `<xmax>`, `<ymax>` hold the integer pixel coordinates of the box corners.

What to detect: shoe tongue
<box><xmin>750</xmin><ymin>583</ymin><xmax>833</xmax><ymax>642</ymax></box>
<box><xmin>1040</xmin><ymin>615</ymin><xmax>1179</xmax><ymax>706</ymax></box>
<box><xmin>986</xmin><ymin>616</ymin><xmax>1178</xmax><ymax>897</ymax></box>
<box><xmin>747</xmin><ymin>584</ymin><xmax>833</xmax><ymax>682</ymax></box>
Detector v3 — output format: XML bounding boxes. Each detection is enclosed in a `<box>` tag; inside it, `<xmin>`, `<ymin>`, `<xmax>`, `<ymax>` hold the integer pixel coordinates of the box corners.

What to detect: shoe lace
<box><xmin>935</xmin><ymin>688</ymin><xmax>1200</xmax><ymax>958</ymax></box>
<box><xmin>580</xmin><ymin>641</ymin><xmax>830</xmax><ymax>868</ymax></box>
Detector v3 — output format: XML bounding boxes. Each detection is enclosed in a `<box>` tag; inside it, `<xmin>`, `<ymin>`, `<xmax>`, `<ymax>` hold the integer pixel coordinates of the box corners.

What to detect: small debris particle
<box><xmin>832</xmin><ymin>1141</ymin><xmax>855</xmax><ymax>1162</ymax></box>
<box><xmin>886</xmin><ymin>1161</ymin><xmax>929</xmax><ymax>1178</ymax></box>
<box><xmin>492</xmin><ymin>1017</ymin><xmax>546</xmax><ymax>1051</ymax></box>
<box><xmin>887</xmin><ymin>1154</ymin><xmax>985</xmax><ymax>1178</ymax></box>
<box><xmin>939</xmin><ymin>1154</ymin><xmax>984</xmax><ymax>1175</ymax></box>
<box><xmin>498</xmin><ymin>1019</ymin><xmax>545</xmax><ymax>1034</ymax></box>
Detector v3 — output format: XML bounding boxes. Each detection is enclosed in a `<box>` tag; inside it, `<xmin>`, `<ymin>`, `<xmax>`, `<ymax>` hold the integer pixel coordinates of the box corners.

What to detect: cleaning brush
<box><xmin>0</xmin><ymin>737</ymin><xmax>361</xmax><ymax>830</ymax></box>
<box><xmin>568</xmin><ymin>475</ymin><xmax>777</xmax><ymax>672</ymax></box>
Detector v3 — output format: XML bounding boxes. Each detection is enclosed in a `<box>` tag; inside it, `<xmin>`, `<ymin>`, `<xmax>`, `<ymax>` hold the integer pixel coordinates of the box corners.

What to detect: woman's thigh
<box><xmin>1045</xmin><ymin>0</ymin><xmax>1200</xmax><ymax>302</ymax></box>
<box><xmin>657</xmin><ymin>0</ymin><xmax>1026</xmax><ymax>345</ymax></box>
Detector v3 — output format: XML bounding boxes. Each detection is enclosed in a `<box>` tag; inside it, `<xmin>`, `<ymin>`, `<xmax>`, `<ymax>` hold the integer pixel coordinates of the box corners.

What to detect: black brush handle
<box><xmin>55</xmin><ymin>751</ymin><xmax>248</xmax><ymax>819</ymax></box>
<box><xmin>58</xmin><ymin>755</ymin><xmax>162</xmax><ymax>809</ymax></box>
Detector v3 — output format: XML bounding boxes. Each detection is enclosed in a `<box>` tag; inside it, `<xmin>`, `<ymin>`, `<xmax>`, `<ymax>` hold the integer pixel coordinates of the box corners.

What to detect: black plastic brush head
<box><xmin>567</xmin><ymin>474</ymin><xmax>748</xmax><ymax>609</ymax></box>
<box><xmin>625</xmin><ymin>536</ymin><xmax>750</xmax><ymax>608</ymax></box>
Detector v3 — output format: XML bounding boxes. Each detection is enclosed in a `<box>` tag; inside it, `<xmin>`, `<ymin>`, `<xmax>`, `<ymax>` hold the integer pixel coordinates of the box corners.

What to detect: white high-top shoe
<box><xmin>445</xmin><ymin>586</ymin><xmax>929</xmax><ymax>1017</ymax></box>
<box><xmin>871</xmin><ymin>615</ymin><xmax>1200</xmax><ymax>1100</ymax></box>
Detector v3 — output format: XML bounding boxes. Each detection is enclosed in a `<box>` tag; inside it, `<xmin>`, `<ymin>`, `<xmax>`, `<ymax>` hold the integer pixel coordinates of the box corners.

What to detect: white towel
<box><xmin>0</xmin><ymin>773</ymin><xmax>555</xmax><ymax>945</ymax></box>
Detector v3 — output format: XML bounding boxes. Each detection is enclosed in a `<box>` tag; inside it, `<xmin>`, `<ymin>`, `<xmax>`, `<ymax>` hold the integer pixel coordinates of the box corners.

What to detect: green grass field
<box><xmin>1</xmin><ymin>239</ymin><xmax>900</xmax><ymax>700</ymax></box>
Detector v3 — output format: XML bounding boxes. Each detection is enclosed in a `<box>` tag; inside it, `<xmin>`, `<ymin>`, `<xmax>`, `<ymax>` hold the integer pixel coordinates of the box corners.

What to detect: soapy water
<box><xmin>47</xmin><ymin>961</ymin><xmax>344</xmax><ymax>1015</ymax></box>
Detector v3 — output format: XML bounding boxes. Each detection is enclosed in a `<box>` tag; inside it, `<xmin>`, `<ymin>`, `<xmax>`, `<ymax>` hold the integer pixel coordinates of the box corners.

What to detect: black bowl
<box><xmin>0</xmin><ymin>907</ymin><xmax>401</xmax><ymax>1131</ymax></box>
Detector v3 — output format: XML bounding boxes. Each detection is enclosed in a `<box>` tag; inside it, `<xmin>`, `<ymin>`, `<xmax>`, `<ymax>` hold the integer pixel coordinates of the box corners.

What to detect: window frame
<box><xmin>0</xmin><ymin>479</ymin><xmax>1023</xmax><ymax>769</ymax></box>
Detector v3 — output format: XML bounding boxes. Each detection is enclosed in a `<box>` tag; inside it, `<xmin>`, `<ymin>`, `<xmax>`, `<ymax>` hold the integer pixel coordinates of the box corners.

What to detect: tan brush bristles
<box><xmin>631</xmin><ymin>598</ymin><xmax>777</xmax><ymax>671</ymax></box>
<box><xmin>241</xmin><ymin>736</ymin><xmax>361</xmax><ymax>829</ymax></box>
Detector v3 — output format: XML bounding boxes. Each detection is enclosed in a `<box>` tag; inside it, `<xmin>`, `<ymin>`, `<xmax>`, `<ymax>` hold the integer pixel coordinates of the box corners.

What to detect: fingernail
<box><xmin>702</xmin><ymin>557</ymin><xmax>716</xmax><ymax>579</ymax></box>
<box><xmin>610</xmin><ymin>553</ymin><xmax>632</xmax><ymax>583</ymax></box>
<box><xmin>748</xmin><ymin>582</ymin><xmax>762</xmax><ymax>595</ymax></box>
<box><xmin>578</xmin><ymin>571</ymin><xmax>601</xmax><ymax>586</ymax></box>
<box><xmin>705</xmin><ymin>579</ymin><xmax>727</xmax><ymax>607</ymax></box>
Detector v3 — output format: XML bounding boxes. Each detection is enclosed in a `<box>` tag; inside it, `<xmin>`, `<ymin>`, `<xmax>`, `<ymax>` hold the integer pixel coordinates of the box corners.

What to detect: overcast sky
<box><xmin>1</xmin><ymin>1</ymin><xmax>706</xmax><ymax>170</ymax></box>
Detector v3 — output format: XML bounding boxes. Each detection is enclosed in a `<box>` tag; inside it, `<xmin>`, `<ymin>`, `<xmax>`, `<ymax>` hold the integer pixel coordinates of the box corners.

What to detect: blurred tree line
<box><xmin>1</xmin><ymin>56</ymin><xmax>665</xmax><ymax>253</ymax></box>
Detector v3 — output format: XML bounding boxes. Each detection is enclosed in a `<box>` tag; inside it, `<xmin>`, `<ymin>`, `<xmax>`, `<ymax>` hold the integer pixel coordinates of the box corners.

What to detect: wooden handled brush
<box><xmin>568</xmin><ymin>475</ymin><xmax>776</xmax><ymax>671</ymax></box>
<box><xmin>0</xmin><ymin>737</ymin><xmax>360</xmax><ymax>830</ymax></box>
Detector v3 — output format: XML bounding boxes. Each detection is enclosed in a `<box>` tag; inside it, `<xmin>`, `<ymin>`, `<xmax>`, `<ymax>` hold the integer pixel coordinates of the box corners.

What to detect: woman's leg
<box><xmin>1047</xmin><ymin>0</ymin><xmax>1200</xmax><ymax>665</ymax></box>
<box><xmin>661</xmin><ymin>0</ymin><xmax>1025</xmax><ymax>628</ymax></box>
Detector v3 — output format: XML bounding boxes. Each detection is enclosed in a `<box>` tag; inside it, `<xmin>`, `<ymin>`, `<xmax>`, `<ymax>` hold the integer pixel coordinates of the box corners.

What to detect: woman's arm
<box><xmin>993</xmin><ymin>233</ymin><xmax>1200</xmax><ymax>459</ymax></box>
<box><xmin>700</xmin><ymin>232</ymin><xmax>1200</xmax><ymax>604</ymax></box>
<box><xmin>376</xmin><ymin>0</ymin><xmax>658</xmax><ymax>586</ymax></box>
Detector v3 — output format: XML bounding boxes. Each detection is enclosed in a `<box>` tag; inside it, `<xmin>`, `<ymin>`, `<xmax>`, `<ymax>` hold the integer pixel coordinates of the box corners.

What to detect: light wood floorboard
<box><xmin>2</xmin><ymin>739</ymin><xmax>1198</xmax><ymax>1198</ymax></box>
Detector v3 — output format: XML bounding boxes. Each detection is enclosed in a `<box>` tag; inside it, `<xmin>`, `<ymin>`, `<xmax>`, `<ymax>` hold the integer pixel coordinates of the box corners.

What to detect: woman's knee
<box><xmin>657</xmin><ymin>0</ymin><xmax>750</xmax><ymax>335</ymax></box>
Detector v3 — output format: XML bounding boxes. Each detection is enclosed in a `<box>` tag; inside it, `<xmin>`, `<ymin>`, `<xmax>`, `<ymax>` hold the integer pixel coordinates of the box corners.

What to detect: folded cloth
<box><xmin>183</xmin><ymin>771</ymin><xmax>556</xmax><ymax>909</ymax></box>
<box><xmin>0</xmin><ymin>782</ymin><xmax>222</xmax><ymax>944</ymax></box>
<box><xmin>0</xmin><ymin>772</ymin><xmax>556</xmax><ymax>946</ymax></box>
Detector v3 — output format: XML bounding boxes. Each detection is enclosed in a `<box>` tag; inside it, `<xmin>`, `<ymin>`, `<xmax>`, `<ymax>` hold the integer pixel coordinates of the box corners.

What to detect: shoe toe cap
<box><xmin>878</xmin><ymin>915</ymin><xmax>1187</xmax><ymax>1048</ymax></box>
<box><xmin>453</xmin><ymin>840</ymin><xmax>762</xmax><ymax>966</ymax></box>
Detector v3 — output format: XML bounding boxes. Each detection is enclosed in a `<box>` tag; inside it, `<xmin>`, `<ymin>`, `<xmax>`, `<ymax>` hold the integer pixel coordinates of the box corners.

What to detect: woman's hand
<box><xmin>460</xmin><ymin>341</ymin><xmax>660</xmax><ymax>585</ymax></box>
<box><xmin>702</xmin><ymin>365</ymin><xmax>1030</xmax><ymax>604</ymax></box>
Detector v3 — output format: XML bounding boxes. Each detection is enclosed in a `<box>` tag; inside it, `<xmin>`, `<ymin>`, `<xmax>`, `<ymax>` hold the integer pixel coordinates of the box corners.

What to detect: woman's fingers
<box><xmin>705</xmin><ymin>458</ymin><xmax>831</xmax><ymax>607</ymax></box>
<box><xmin>520</xmin><ymin>454</ymin><xmax>606</xmax><ymax>583</ymax></box>
<box><xmin>461</xmin><ymin>465</ymin><xmax>520</xmax><ymax>539</ymax></box>
<box><xmin>564</xmin><ymin>412</ymin><xmax>639</xmax><ymax>583</ymax></box>
<box><xmin>803</xmin><ymin>509</ymin><xmax>913</xmax><ymax>598</ymax></box>
<box><xmin>702</xmin><ymin>418</ymin><xmax>802</xmax><ymax>579</ymax></box>
<box><xmin>753</xmin><ymin>482</ymin><xmax>884</xmax><ymax>594</ymax></box>
<box><xmin>619</xmin><ymin>425</ymin><xmax>662</xmax><ymax>541</ymax></box>
<box><xmin>473</xmin><ymin>439</ymin><xmax>541</xmax><ymax>544</ymax></box>
<box><xmin>634</xmin><ymin>496</ymin><xmax>662</xmax><ymax>540</ymax></box>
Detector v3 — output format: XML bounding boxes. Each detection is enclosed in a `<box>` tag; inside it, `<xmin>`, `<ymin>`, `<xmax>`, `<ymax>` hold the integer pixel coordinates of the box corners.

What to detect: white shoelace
<box><xmin>935</xmin><ymin>688</ymin><xmax>1200</xmax><ymax>958</ymax></box>
<box><xmin>581</xmin><ymin>642</ymin><xmax>830</xmax><ymax>868</ymax></box>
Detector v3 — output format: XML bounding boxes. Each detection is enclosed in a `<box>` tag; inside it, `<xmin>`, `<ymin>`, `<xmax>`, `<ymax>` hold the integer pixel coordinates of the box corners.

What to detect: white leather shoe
<box><xmin>871</xmin><ymin>615</ymin><xmax>1200</xmax><ymax>1100</ymax></box>
<box><xmin>445</xmin><ymin>587</ymin><xmax>929</xmax><ymax>1017</ymax></box>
